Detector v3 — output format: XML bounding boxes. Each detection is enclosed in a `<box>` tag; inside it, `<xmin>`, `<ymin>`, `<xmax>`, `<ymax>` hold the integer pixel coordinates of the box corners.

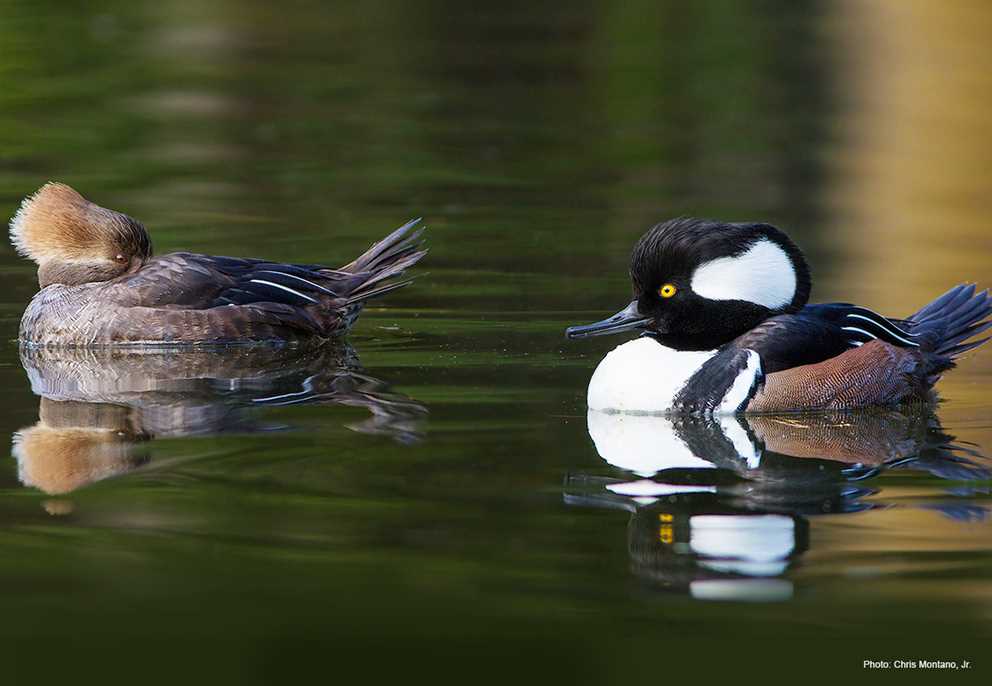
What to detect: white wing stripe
<box><xmin>254</xmin><ymin>270</ymin><xmax>336</xmax><ymax>295</ymax></box>
<box><xmin>248</xmin><ymin>279</ymin><xmax>318</xmax><ymax>303</ymax></box>
<box><xmin>842</xmin><ymin>326</ymin><xmax>878</xmax><ymax>341</ymax></box>
<box><xmin>845</xmin><ymin>313</ymin><xmax>919</xmax><ymax>346</ymax></box>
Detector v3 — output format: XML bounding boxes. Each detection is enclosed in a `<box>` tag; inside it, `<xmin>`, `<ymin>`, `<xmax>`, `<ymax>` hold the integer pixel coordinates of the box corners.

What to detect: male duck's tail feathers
<box><xmin>903</xmin><ymin>284</ymin><xmax>992</xmax><ymax>384</ymax></box>
<box><xmin>337</xmin><ymin>218</ymin><xmax>427</xmax><ymax>305</ymax></box>
<box><xmin>907</xmin><ymin>284</ymin><xmax>992</xmax><ymax>357</ymax></box>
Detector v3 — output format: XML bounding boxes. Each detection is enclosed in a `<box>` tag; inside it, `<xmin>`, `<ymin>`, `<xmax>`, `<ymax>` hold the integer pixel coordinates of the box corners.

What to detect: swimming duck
<box><xmin>566</xmin><ymin>218</ymin><xmax>992</xmax><ymax>414</ymax></box>
<box><xmin>9</xmin><ymin>182</ymin><xmax>426</xmax><ymax>346</ymax></box>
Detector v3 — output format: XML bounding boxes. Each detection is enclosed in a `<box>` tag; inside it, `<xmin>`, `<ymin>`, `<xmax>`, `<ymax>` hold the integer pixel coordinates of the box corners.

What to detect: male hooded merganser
<box><xmin>9</xmin><ymin>182</ymin><xmax>426</xmax><ymax>346</ymax></box>
<box><xmin>566</xmin><ymin>218</ymin><xmax>992</xmax><ymax>414</ymax></box>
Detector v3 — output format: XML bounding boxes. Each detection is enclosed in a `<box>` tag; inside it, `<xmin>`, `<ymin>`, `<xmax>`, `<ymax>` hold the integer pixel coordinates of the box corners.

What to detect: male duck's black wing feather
<box><xmin>670</xmin><ymin>312</ymin><xmax>850</xmax><ymax>413</ymax></box>
<box><xmin>806</xmin><ymin>286</ymin><xmax>992</xmax><ymax>363</ymax></box>
<box><xmin>747</xmin><ymin>285</ymin><xmax>992</xmax><ymax>412</ymax></box>
<box><xmin>801</xmin><ymin>303</ymin><xmax>920</xmax><ymax>349</ymax></box>
<box><xmin>728</xmin><ymin>312</ymin><xmax>853</xmax><ymax>372</ymax></box>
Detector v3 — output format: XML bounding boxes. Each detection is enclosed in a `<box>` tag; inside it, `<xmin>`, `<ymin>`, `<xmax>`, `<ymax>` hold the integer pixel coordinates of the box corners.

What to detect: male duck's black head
<box><xmin>566</xmin><ymin>218</ymin><xmax>811</xmax><ymax>350</ymax></box>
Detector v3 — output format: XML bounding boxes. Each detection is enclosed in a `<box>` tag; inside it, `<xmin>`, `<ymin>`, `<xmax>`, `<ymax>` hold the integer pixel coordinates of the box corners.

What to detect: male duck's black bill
<box><xmin>566</xmin><ymin>301</ymin><xmax>652</xmax><ymax>339</ymax></box>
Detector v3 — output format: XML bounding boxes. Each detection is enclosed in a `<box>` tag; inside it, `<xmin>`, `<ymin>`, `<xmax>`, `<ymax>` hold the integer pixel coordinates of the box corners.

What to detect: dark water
<box><xmin>1</xmin><ymin>1</ymin><xmax>991</xmax><ymax>681</ymax></box>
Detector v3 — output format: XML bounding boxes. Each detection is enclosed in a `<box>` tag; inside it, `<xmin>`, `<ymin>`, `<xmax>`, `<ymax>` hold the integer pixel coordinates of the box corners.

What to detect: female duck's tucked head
<box><xmin>9</xmin><ymin>182</ymin><xmax>152</xmax><ymax>287</ymax></box>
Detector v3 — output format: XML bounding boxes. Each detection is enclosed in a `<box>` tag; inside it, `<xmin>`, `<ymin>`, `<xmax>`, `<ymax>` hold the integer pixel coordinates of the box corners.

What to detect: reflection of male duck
<box><xmin>566</xmin><ymin>409</ymin><xmax>988</xmax><ymax>600</ymax></box>
<box><xmin>13</xmin><ymin>344</ymin><xmax>426</xmax><ymax>496</ymax></box>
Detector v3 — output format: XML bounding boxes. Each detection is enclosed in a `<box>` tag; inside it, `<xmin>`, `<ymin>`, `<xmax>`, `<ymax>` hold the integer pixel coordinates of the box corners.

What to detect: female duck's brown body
<box><xmin>11</xmin><ymin>183</ymin><xmax>426</xmax><ymax>346</ymax></box>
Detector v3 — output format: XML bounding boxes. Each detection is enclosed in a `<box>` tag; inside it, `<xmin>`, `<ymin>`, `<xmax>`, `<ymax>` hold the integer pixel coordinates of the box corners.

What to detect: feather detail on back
<box><xmin>748</xmin><ymin>286</ymin><xmax>992</xmax><ymax>412</ymax></box>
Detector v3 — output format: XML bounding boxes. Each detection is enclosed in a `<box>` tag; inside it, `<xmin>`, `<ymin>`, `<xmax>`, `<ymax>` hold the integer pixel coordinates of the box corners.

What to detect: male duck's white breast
<box><xmin>587</xmin><ymin>337</ymin><xmax>762</xmax><ymax>414</ymax></box>
<box><xmin>587</xmin><ymin>337</ymin><xmax>716</xmax><ymax>413</ymax></box>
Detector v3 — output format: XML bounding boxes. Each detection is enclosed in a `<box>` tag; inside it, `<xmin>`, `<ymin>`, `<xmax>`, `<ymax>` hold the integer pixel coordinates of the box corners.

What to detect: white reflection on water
<box><xmin>566</xmin><ymin>407</ymin><xmax>989</xmax><ymax>601</ymax></box>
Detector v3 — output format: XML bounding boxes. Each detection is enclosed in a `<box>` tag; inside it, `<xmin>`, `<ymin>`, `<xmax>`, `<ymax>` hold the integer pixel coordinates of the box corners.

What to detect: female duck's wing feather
<box><xmin>86</xmin><ymin>254</ymin><xmax>358</xmax><ymax>341</ymax></box>
<box><xmin>86</xmin><ymin>220</ymin><xmax>427</xmax><ymax>343</ymax></box>
<box><xmin>106</xmin><ymin>218</ymin><xmax>426</xmax><ymax>313</ymax></box>
<box><xmin>105</xmin><ymin>253</ymin><xmax>364</xmax><ymax>309</ymax></box>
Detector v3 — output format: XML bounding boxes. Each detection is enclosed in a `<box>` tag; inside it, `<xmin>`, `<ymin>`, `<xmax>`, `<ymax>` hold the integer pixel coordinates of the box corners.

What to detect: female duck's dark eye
<box><xmin>114</xmin><ymin>254</ymin><xmax>127</xmax><ymax>263</ymax></box>
<box><xmin>659</xmin><ymin>283</ymin><xmax>677</xmax><ymax>298</ymax></box>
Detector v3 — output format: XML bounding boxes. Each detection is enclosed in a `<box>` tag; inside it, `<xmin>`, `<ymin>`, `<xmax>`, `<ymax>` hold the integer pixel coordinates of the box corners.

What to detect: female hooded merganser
<box><xmin>566</xmin><ymin>218</ymin><xmax>992</xmax><ymax>414</ymax></box>
<box><xmin>14</xmin><ymin>344</ymin><xmax>426</xmax><ymax>495</ymax></box>
<box><xmin>9</xmin><ymin>182</ymin><xmax>426</xmax><ymax>346</ymax></box>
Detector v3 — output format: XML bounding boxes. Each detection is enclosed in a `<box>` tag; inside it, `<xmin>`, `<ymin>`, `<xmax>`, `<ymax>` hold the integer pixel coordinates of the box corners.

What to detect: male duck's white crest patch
<box><xmin>690</xmin><ymin>514</ymin><xmax>797</xmax><ymax>578</ymax></box>
<box><xmin>587</xmin><ymin>337</ymin><xmax>715</xmax><ymax>413</ymax></box>
<box><xmin>586</xmin><ymin>409</ymin><xmax>760</xmax><ymax>476</ymax></box>
<box><xmin>689</xmin><ymin>578</ymin><xmax>794</xmax><ymax>602</ymax></box>
<box><xmin>690</xmin><ymin>237</ymin><xmax>796</xmax><ymax>310</ymax></box>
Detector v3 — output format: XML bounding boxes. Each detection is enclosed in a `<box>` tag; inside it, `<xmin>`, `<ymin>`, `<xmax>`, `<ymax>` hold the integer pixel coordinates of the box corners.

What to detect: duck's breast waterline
<box><xmin>586</xmin><ymin>337</ymin><xmax>715</xmax><ymax>413</ymax></box>
<box><xmin>587</xmin><ymin>337</ymin><xmax>764</xmax><ymax>414</ymax></box>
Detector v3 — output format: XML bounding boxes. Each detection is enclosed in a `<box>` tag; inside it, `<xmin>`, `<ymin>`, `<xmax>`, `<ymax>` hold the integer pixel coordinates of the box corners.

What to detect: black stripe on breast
<box><xmin>673</xmin><ymin>346</ymin><xmax>764</xmax><ymax>414</ymax></box>
<box><xmin>671</xmin><ymin>414</ymin><xmax>759</xmax><ymax>470</ymax></box>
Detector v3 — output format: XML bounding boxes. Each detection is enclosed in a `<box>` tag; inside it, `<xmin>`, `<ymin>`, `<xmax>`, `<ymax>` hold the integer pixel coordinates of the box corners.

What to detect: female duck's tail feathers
<box><xmin>337</xmin><ymin>218</ymin><xmax>428</xmax><ymax>305</ymax></box>
<box><xmin>342</xmin><ymin>218</ymin><xmax>425</xmax><ymax>273</ymax></box>
<box><xmin>903</xmin><ymin>284</ymin><xmax>992</xmax><ymax>383</ymax></box>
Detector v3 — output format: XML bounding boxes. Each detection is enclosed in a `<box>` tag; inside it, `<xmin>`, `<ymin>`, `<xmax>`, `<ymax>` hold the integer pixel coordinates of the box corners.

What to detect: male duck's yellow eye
<box><xmin>659</xmin><ymin>283</ymin><xmax>677</xmax><ymax>298</ymax></box>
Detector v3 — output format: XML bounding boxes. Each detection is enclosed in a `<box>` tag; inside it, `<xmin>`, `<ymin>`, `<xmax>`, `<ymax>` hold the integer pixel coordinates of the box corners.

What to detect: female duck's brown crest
<box><xmin>9</xmin><ymin>182</ymin><xmax>153</xmax><ymax>287</ymax></box>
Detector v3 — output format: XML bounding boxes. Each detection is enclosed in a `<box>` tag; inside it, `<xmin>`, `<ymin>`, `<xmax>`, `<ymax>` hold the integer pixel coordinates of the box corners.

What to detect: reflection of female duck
<box><xmin>13</xmin><ymin>344</ymin><xmax>426</xmax><ymax>496</ymax></box>
<box><xmin>567</xmin><ymin>409</ymin><xmax>988</xmax><ymax>600</ymax></box>
<box><xmin>14</xmin><ymin>399</ymin><xmax>150</xmax><ymax>495</ymax></box>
